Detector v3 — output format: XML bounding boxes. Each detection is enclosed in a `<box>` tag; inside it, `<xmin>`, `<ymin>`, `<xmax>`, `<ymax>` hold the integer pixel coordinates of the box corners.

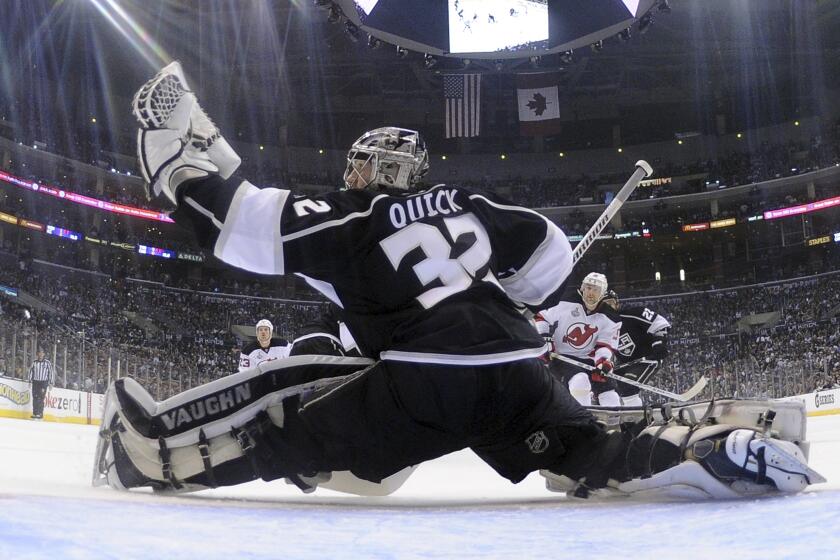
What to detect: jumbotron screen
<box><xmin>343</xmin><ymin>0</ymin><xmax>650</xmax><ymax>55</ymax></box>
<box><xmin>448</xmin><ymin>0</ymin><xmax>548</xmax><ymax>54</ymax></box>
<box><xmin>354</xmin><ymin>0</ymin><xmax>380</xmax><ymax>16</ymax></box>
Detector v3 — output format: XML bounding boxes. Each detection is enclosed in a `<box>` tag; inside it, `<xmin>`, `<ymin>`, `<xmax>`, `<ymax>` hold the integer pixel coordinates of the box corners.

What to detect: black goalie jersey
<box><xmin>178</xmin><ymin>179</ymin><xmax>574</xmax><ymax>365</ymax></box>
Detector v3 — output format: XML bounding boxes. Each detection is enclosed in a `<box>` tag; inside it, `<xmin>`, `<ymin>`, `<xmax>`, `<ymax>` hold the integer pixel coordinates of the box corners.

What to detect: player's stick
<box><xmin>550</xmin><ymin>353</ymin><xmax>708</xmax><ymax>402</ymax></box>
<box><xmin>613</xmin><ymin>357</ymin><xmax>659</xmax><ymax>374</ymax></box>
<box><xmin>572</xmin><ymin>160</ymin><xmax>653</xmax><ymax>265</ymax></box>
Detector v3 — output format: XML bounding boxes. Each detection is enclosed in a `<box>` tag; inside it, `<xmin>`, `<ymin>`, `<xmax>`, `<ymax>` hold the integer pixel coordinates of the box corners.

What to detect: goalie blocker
<box><xmin>93</xmin><ymin>355</ymin><xmax>825</xmax><ymax>500</ymax></box>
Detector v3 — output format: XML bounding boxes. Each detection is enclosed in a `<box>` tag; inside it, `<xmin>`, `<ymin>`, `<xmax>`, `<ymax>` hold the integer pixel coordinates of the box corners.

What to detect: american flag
<box><xmin>444</xmin><ymin>74</ymin><xmax>481</xmax><ymax>138</ymax></box>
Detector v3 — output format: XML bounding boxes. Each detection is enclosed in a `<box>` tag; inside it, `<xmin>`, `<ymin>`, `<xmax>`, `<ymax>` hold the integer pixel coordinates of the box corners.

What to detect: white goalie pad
<box><xmin>541</xmin><ymin>399</ymin><xmax>824</xmax><ymax>500</ymax></box>
<box><xmin>93</xmin><ymin>355</ymin><xmax>375</xmax><ymax>492</ymax></box>
<box><xmin>588</xmin><ymin>399</ymin><xmax>809</xmax><ymax>449</ymax></box>
<box><xmin>320</xmin><ymin>466</ymin><xmax>418</xmax><ymax>496</ymax></box>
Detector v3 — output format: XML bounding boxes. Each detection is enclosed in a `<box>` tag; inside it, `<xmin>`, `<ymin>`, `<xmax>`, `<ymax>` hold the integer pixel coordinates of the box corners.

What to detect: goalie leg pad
<box><xmin>92</xmin><ymin>356</ymin><xmax>376</xmax><ymax>493</ymax></box>
<box><xmin>541</xmin><ymin>419</ymin><xmax>824</xmax><ymax>500</ymax></box>
<box><xmin>614</xmin><ymin>424</ymin><xmax>817</xmax><ymax>498</ymax></box>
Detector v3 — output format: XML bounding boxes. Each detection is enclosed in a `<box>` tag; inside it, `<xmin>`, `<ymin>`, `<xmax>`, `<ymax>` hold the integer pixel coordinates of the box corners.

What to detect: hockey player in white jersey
<box><xmin>92</xmin><ymin>61</ymin><xmax>823</xmax><ymax>501</ymax></box>
<box><xmin>238</xmin><ymin>319</ymin><xmax>291</xmax><ymax>371</ymax></box>
<box><xmin>535</xmin><ymin>273</ymin><xmax>622</xmax><ymax>407</ymax></box>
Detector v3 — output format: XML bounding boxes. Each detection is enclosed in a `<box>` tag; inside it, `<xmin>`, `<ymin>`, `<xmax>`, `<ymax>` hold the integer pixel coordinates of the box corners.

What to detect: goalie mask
<box><xmin>343</xmin><ymin>127</ymin><xmax>429</xmax><ymax>191</ymax></box>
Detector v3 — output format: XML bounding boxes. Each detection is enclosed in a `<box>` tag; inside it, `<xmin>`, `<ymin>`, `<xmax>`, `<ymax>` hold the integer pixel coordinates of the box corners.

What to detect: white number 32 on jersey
<box><xmin>379</xmin><ymin>213</ymin><xmax>499</xmax><ymax>308</ymax></box>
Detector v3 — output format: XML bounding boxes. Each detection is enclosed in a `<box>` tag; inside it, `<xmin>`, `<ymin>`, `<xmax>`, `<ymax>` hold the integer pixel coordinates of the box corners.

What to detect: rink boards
<box><xmin>3</xmin><ymin>372</ymin><xmax>839</xmax><ymax>425</ymax></box>
<box><xmin>0</xmin><ymin>375</ymin><xmax>103</xmax><ymax>424</ymax></box>
<box><xmin>779</xmin><ymin>386</ymin><xmax>840</xmax><ymax>417</ymax></box>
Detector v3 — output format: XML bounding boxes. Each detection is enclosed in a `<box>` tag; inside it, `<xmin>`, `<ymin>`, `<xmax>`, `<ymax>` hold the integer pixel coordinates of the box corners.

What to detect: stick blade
<box><xmin>679</xmin><ymin>375</ymin><xmax>709</xmax><ymax>401</ymax></box>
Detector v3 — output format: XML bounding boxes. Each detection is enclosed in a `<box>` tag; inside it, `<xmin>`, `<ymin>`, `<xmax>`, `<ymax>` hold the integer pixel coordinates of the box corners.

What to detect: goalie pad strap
<box><xmin>197</xmin><ymin>429</ymin><xmax>218</xmax><ymax>488</ymax></box>
<box><xmin>158</xmin><ymin>436</ymin><xmax>182</xmax><ymax>490</ymax></box>
<box><xmin>755</xmin><ymin>446</ymin><xmax>767</xmax><ymax>485</ymax></box>
<box><xmin>230</xmin><ymin>409</ymin><xmax>318</xmax><ymax>491</ymax></box>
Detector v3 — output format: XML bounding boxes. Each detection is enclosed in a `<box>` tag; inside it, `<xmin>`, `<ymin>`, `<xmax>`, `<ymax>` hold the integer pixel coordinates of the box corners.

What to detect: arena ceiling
<box><xmin>2</xmin><ymin>1</ymin><xmax>840</xmax><ymax>151</ymax></box>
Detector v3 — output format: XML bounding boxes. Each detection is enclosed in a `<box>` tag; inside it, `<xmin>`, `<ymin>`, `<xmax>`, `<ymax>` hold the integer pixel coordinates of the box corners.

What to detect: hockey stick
<box><xmin>572</xmin><ymin>160</ymin><xmax>653</xmax><ymax>265</ymax></box>
<box><xmin>550</xmin><ymin>353</ymin><xmax>708</xmax><ymax>402</ymax></box>
<box><xmin>613</xmin><ymin>357</ymin><xmax>659</xmax><ymax>374</ymax></box>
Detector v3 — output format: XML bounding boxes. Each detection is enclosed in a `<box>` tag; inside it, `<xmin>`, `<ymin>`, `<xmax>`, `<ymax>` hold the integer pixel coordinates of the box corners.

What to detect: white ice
<box><xmin>1</xmin><ymin>415</ymin><xmax>838</xmax><ymax>559</ymax></box>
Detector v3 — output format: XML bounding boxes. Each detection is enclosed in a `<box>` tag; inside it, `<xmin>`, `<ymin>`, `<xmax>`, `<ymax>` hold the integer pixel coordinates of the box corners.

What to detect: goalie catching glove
<box><xmin>132</xmin><ymin>61</ymin><xmax>241</xmax><ymax>209</ymax></box>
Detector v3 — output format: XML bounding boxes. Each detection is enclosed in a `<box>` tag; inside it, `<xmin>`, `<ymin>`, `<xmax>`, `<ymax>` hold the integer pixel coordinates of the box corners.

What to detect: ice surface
<box><xmin>1</xmin><ymin>415</ymin><xmax>838</xmax><ymax>559</ymax></box>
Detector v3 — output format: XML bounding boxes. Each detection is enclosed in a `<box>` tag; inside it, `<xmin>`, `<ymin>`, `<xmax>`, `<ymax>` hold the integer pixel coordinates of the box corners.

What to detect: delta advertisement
<box><xmin>0</xmin><ymin>375</ymin><xmax>103</xmax><ymax>424</ymax></box>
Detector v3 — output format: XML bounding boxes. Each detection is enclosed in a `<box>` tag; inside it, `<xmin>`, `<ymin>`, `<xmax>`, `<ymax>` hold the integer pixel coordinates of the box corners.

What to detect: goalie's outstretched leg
<box><xmin>541</xmin><ymin>410</ymin><xmax>825</xmax><ymax>500</ymax></box>
<box><xmin>92</xmin><ymin>356</ymin><xmax>377</xmax><ymax>493</ymax></box>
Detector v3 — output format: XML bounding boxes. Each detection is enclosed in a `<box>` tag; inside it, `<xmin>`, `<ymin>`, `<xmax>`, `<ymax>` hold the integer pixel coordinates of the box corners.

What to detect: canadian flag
<box><xmin>516</xmin><ymin>72</ymin><xmax>562</xmax><ymax>136</ymax></box>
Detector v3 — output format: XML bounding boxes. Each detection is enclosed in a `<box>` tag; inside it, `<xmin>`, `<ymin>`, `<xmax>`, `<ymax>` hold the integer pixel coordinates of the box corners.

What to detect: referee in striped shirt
<box><xmin>28</xmin><ymin>349</ymin><xmax>54</xmax><ymax>419</ymax></box>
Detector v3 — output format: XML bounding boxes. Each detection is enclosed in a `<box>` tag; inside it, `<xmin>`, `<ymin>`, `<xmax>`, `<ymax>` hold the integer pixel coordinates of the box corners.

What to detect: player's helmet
<box><xmin>343</xmin><ymin>127</ymin><xmax>429</xmax><ymax>190</ymax></box>
<box><xmin>600</xmin><ymin>289</ymin><xmax>620</xmax><ymax>311</ymax></box>
<box><xmin>580</xmin><ymin>272</ymin><xmax>608</xmax><ymax>298</ymax></box>
<box><xmin>255</xmin><ymin>319</ymin><xmax>273</xmax><ymax>335</ymax></box>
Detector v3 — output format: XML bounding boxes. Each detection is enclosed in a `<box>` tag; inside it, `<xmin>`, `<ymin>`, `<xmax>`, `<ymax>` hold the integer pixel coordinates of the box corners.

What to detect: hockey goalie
<box><xmin>93</xmin><ymin>61</ymin><xmax>825</xmax><ymax>501</ymax></box>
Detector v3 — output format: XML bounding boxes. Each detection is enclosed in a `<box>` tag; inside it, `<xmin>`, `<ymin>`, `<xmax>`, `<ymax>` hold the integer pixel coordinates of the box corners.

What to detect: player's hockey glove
<box><xmin>591</xmin><ymin>358</ymin><xmax>614</xmax><ymax>383</ymax></box>
<box><xmin>538</xmin><ymin>336</ymin><xmax>555</xmax><ymax>364</ymax></box>
<box><xmin>649</xmin><ymin>338</ymin><xmax>668</xmax><ymax>360</ymax></box>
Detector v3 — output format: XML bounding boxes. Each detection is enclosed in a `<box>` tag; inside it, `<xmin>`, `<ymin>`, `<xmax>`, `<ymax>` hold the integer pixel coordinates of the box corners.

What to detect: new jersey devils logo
<box><xmin>563</xmin><ymin>323</ymin><xmax>598</xmax><ymax>349</ymax></box>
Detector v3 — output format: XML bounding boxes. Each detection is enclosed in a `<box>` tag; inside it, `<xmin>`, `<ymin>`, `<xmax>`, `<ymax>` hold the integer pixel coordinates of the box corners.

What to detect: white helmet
<box><xmin>255</xmin><ymin>319</ymin><xmax>273</xmax><ymax>335</ymax></box>
<box><xmin>580</xmin><ymin>272</ymin><xmax>608</xmax><ymax>299</ymax></box>
<box><xmin>343</xmin><ymin>127</ymin><xmax>429</xmax><ymax>190</ymax></box>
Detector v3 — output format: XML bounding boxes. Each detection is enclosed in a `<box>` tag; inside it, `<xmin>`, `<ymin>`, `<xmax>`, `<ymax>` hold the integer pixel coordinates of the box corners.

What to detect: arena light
<box><xmin>679</xmin><ymin>268</ymin><xmax>685</xmax><ymax>282</ymax></box>
<box><xmin>682</xmin><ymin>222</ymin><xmax>709</xmax><ymax>232</ymax></box>
<box><xmin>807</xmin><ymin>236</ymin><xmax>831</xmax><ymax>247</ymax></box>
<box><xmin>424</xmin><ymin>53</ymin><xmax>437</xmax><ymax>69</ymax></box>
<box><xmin>396</xmin><ymin>45</ymin><xmax>408</xmax><ymax>59</ymax></box>
<box><xmin>710</xmin><ymin>218</ymin><xmax>736</xmax><ymax>229</ymax></box>
<box><xmin>763</xmin><ymin>195</ymin><xmax>840</xmax><ymax>220</ymax></box>
<box><xmin>0</xmin><ymin>169</ymin><xmax>174</xmax><ymax>223</ymax></box>
<box><xmin>46</xmin><ymin>225</ymin><xmax>81</xmax><ymax>241</ymax></box>
<box><xmin>834</xmin><ymin>232</ymin><xmax>840</xmax><ymax>242</ymax></box>
<box><xmin>655</xmin><ymin>271</ymin><xmax>661</xmax><ymax>282</ymax></box>
<box><xmin>137</xmin><ymin>244</ymin><xmax>175</xmax><ymax>259</ymax></box>
<box><xmin>19</xmin><ymin>219</ymin><xmax>44</xmax><ymax>231</ymax></box>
